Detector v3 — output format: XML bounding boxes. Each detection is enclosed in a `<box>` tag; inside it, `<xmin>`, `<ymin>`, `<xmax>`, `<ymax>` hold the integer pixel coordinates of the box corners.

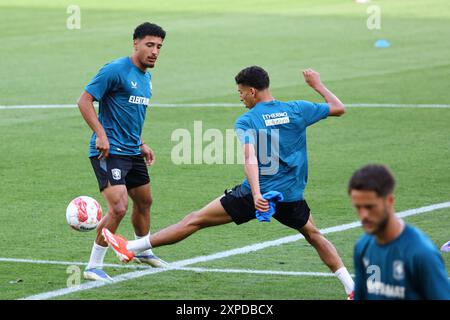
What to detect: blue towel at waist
<box><xmin>255</xmin><ymin>191</ymin><xmax>284</xmax><ymax>222</ymax></box>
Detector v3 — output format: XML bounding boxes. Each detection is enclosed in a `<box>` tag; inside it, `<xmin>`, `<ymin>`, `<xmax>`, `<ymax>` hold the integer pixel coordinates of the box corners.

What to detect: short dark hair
<box><xmin>235</xmin><ymin>66</ymin><xmax>270</xmax><ymax>90</ymax></box>
<box><xmin>133</xmin><ymin>22</ymin><xmax>166</xmax><ymax>40</ymax></box>
<box><xmin>348</xmin><ymin>164</ymin><xmax>396</xmax><ymax>197</ymax></box>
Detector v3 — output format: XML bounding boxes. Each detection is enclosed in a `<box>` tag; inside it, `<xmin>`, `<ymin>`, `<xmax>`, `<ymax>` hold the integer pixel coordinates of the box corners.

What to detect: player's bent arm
<box><xmin>243</xmin><ymin>144</ymin><xmax>260</xmax><ymax>196</ymax></box>
<box><xmin>243</xmin><ymin>144</ymin><xmax>269</xmax><ymax>212</ymax></box>
<box><xmin>77</xmin><ymin>91</ymin><xmax>107</xmax><ymax>139</ymax></box>
<box><xmin>313</xmin><ymin>83</ymin><xmax>346</xmax><ymax>117</ymax></box>
<box><xmin>302</xmin><ymin>69</ymin><xmax>345</xmax><ymax>117</ymax></box>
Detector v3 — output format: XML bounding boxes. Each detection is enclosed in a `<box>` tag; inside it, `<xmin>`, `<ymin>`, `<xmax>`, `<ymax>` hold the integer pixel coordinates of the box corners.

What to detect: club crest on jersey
<box><xmin>393</xmin><ymin>260</ymin><xmax>405</xmax><ymax>280</ymax></box>
<box><xmin>363</xmin><ymin>257</ymin><xmax>370</xmax><ymax>268</ymax></box>
<box><xmin>131</xmin><ymin>81</ymin><xmax>138</xmax><ymax>89</ymax></box>
<box><xmin>111</xmin><ymin>168</ymin><xmax>121</xmax><ymax>180</ymax></box>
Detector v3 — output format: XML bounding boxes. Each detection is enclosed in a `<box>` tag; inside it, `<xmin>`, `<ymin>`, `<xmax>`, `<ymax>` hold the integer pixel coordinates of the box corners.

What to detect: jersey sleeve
<box><xmin>414</xmin><ymin>247</ymin><xmax>450</xmax><ymax>300</ymax></box>
<box><xmin>235</xmin><ymin>116</ymin><xmax>256</xmax><ymax>145</ymax></box>
<box><xmin>353</xmin><ymin>242</ymin><xmax>366</xmax><ymax>300</ymax></box>
<box><xmin>294</xmin><ymin>100</ymin><xmax>330</xmax><ymax>126</ymax></box>
<box><xmin>85</xmin><ymin>63</ymin><xmax>120</xmax><ymax>101</ymax></box>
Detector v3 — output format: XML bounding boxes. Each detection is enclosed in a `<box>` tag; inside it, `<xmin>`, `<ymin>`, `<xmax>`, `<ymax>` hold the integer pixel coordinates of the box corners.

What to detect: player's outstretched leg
<box><xmin>298</xmin><ymin>215</ymin><xmax>355</xmax><ymax>299</ymax></box>
<box><xmin>102</xmin><ymin>196</ymin><xmax>233</xmax><ymax>263</ymax></box>
<box><xmin>149</xmin><ymin>196</ymin><xmax>232</xmax><ymax>248</ymax></box>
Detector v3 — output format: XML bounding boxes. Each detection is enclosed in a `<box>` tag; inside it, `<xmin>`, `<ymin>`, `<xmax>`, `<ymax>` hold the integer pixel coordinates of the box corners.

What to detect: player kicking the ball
<box><xmin>103</xmin><ymin>66</ymin><xmax>355</xmax><ymax>297</ymax></box>
<box><xmin>77</xmin><ymin>22</ymin><xmax>168</xmax><ymax>282</ymax></box>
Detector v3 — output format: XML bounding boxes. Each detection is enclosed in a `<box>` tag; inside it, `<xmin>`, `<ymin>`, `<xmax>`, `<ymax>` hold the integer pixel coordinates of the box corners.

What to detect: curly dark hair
<box><xmin>133</xmin><ymin>22</ymin><xmax>166</xmax><ymax>40</ymax></box>
<box><xmin>235</xmin><ymin>66</ymin><xmax>270</xmax><ymax>90</ymax></box>
<box><xmin>348</xmin><ymin>164</ymin><xmax>396</xmax><ymax>197</ymax></box>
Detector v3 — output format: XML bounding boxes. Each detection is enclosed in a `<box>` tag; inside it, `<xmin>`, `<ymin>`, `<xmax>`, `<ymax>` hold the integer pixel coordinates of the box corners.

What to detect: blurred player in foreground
<box><xmin>349</xmin><ymin>164</ymin><xmax>450</xmax><ymax>299</ymax></box>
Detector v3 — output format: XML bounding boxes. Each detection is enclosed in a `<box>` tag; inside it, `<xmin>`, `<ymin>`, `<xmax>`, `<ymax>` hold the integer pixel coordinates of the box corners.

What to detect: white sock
<box><xmin>126</xmin><ymin>234</ymin><xmax>152</xmax><ymax>254</ymax></box>
<box><xmin>86</xmin><ymin>242</ymin><xmax>108</xmax><ymax>270</ymax></box>
<box><xmin>334</xmin><ymin>267</ymin><xmax>355</xmax><ymax>294</ymax></box>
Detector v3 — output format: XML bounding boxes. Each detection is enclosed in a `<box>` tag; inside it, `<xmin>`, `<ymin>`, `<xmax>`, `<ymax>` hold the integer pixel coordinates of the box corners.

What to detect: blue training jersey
<box><xmin>85</xmin><ymin>56</ymin><xmax>152</xmax><ymax>157</ymax></box>
<box><xmin>234</xmin><ymin>100</ymin><xmax>329</xmax><ymax>202</ymax></box>
<box><xmin>353</xmin><ymin>224</ymin><xmax>450</xmax><ymax>300</ymax></box>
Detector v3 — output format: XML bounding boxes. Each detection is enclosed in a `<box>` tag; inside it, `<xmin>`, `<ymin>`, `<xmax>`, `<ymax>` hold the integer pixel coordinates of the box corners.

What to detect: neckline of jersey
<box><xmin>127</xmin><ymin>56</ymin><xmax>147</xmax><ymax>75</ymax></box>
<box><xmin>254</xmin><ymin>100</ymin><xmax>278</xmax><ymax>109</ymax></box>
<box><xmin>374</xmin><ymin>223</ymin><xmax>409</xmax><ymax>248</ymax></box>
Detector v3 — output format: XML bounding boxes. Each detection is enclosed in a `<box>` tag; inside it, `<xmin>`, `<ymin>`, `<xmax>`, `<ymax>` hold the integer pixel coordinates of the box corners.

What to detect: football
<box><xmin>66</xmin><ymin>196</ymin><xmax>102</xmax><ymax>232</ymax></box>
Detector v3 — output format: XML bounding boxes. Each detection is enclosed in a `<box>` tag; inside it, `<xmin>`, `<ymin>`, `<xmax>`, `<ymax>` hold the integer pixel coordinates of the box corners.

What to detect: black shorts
<box><xmin>90</xmin><ymin>154</ymin><xmax>150</xmax><ymax>192</ymax></box>
<box><xmin>220</xmin><ymin>185</ymin><xmax>310</xmax><ymax>230</ymax></box>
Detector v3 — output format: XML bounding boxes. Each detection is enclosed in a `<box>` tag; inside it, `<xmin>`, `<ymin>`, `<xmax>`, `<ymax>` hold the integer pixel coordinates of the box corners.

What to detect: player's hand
<box><xmin>141</xmin><ymin>144</ymin><xmax>155</xmax><ymax>166</ymax></box>
<box><xmin>303</xmin><ymin>68</ymin><xmax>322</xmax><ymax>89</ymax></box>
<box><xmin>96</xmin><ymin>135</ymin><xmax>110</xmax><ymax>160</ymax></box>
<box><xmin>254</xmin><ymin>193</ymin><xmax>270</xmax><ymax>212</ymax></box>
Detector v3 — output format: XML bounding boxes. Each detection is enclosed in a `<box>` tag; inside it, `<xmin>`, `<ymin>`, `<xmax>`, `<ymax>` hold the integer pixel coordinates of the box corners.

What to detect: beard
<box><xmin>372</xmin><ymin>203</ymin><xmax>391</xmax><ymax>235</ymax></box>
<box><xmin>142</xmin><ymin>61</ymin><xmax>155</xmax><ymax>68</ymax></box>
<box><xmin>138</xmin><ymin>54</ymin><xmax>156</xmax><ymax>69</ymax></box>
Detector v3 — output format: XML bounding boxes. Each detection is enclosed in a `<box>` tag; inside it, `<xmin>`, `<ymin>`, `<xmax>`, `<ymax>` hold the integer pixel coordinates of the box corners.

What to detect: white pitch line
<box><xmin>175</xmin><ymin>267</ymin><xmax>338</xmax><ymax>277</ymax></box>
<box><xmin>0</xmin><ymin>257</ymin><xmax>146</xmax><ymax>269</ymax></box>
<box><xmin>3</xmin><ymin>257</ymin><xmax>448</xmax><ymax>280</ymax></box>
<box><xmin>20</xmin><ymin>201</ymin><xmax>450</xmax><ymax>300</ymax></box>
<box><xmin>347</xmin><ymin>103</ymin><xmax>450</xmax><ymax>108</ymax></box>
<box><xmin>0</xmin><ymin>104</ymin><xmax>77</xmax><ymax>109</ymax></box>
<box><xmin>0</xmin><ymin>257</ymin><xmax>338</xmax><ymax>277</ymax></box>
<box><xmin>1</xmin><ymin>103</ymin><xmax>450</xmax><ymax>109</ymax></box>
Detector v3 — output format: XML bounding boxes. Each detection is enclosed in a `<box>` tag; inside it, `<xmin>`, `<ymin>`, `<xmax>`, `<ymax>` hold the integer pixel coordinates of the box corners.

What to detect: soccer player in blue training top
<box><xmin>103</xmin><ymin>66</ymin><xmax>355</xmax><ymax>298</ymax></box>
<box><xmin>349</xmin><ymin>164</ymin><xmax>450</xmax><ymax>300</ymax></box>
<box><xmin>77</xmin><ymin>22</ymin><xmax>168</xmax><ymax>282</ymax></box>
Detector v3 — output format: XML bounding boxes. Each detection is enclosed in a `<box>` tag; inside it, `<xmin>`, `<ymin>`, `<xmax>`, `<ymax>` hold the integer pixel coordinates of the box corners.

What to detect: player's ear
<box><xmin>386</xmin><ymin>194</ymin><xmax>394</xmax><ymax>207</ymax></box>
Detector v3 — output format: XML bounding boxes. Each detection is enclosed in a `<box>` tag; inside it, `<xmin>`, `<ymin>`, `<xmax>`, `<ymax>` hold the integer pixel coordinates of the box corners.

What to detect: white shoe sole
<box><xmin>134</xmin><ymin>257</ymin><xmax>169</xmax><ymax>268</ymax></box>
<box><xmin>111</xmin><ymin>250</ymin><xmax>133</xmax><ymax>263</ymax></box>
<box><xmin>83</xmin><ymin>271</ymin><xmax>113</xmax><ymax>282</ymax></box>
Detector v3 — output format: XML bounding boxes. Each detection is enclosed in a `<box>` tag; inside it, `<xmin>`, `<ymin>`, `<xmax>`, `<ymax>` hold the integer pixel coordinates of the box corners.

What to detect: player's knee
<box><xmin>304</xmin><ymin>228</ymin><xmax>323</xmax><ymax>245</ymax></box>
<box><xmin>185</xmin><ymin>211</ymin><xmax>207</xmax><ymax>229</ymax></box>
<box><xmin>134</xmin><ymin>195</ymin><xmax>153</xmax><ymax>212</ymax></box>
<box><xmin>143</xmin><ymin>195</ymin><xmax>153</xmax><ymax>209</ymax></box>
<box><xmin>110</xmin><ymin>202</ymin><xmax>128</xmax><ymax>219</ymax></box>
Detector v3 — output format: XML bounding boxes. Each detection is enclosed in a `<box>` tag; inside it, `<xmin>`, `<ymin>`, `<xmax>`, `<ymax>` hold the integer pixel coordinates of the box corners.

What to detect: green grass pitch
<box><xmin>0</xmin><ymin>0</ymin><xmax>449</xmax><ymax>300</ymax></box>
